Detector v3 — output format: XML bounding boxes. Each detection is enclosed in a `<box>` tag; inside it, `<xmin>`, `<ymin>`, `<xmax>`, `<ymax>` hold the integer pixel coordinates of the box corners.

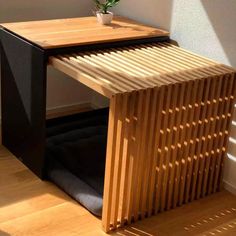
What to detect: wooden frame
<box><xmin>50</xmin><ymin>43</ymin><xmax>236</xmax><ymax>232</ymax></box>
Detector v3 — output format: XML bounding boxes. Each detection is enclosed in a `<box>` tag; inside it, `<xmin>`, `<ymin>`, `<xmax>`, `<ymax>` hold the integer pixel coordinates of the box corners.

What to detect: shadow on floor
<box><xmin>0</xmin><ymin>147</ymin><xmax>72</xmax><ymax>208</ymax></box>
<box><xmin>111</xmin><ymin>191</ymin><xmax>236</xmax><ymax>236</ymax></box>
<box><xmin>0</xmin><ymin>230</ymin><xmax>11</xmax><ymax>236</ymax></box>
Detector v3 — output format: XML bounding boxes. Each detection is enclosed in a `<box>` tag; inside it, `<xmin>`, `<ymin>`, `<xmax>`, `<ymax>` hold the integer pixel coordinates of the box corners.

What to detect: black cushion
<box><xmin>46</xmin><ymin>113</ymin><xmax>108</xmax><ymax>216</ymax></box>
<box><xmin>48</xmin><ymin>158</ymin><xmax>103</xmax><ymax>216</ymax></box>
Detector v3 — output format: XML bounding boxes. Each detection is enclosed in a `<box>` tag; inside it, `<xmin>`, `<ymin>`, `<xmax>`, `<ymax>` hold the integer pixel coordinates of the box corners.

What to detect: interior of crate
<box><xmin>45</xmin><ymin>108</ymin><xmax>109</xmax><ymax>216</ymax></box>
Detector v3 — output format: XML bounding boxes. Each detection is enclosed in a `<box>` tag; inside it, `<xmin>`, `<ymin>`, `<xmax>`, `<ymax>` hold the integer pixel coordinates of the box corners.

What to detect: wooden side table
<box><xmin>50</xmin><ymin>42</ymin><xmax>236</xmax><ymax>231</ymax></box>
<box><xmin>0</xmin><ymin>16</ymin><xmax>235</xmax><ymax>232</ymax></box>
<box><xmin>0</xmin><ymin>16</ymin><xmax>169</xmax><ymax>178</ymax></box>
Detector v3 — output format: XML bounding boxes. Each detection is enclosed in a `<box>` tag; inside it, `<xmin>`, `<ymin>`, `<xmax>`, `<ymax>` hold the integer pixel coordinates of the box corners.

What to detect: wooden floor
<box><xmin>0</xmin><ymin>146</ymin><xmax>236</xmax><ymax>236</ymax></box>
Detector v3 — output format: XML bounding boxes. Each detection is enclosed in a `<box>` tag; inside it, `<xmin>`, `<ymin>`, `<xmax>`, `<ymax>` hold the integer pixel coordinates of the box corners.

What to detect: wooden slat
<box><xmin>110</xmin><ymin>93</ymin><xmax>128</xmax><ymax>229</ymax></box>
<box><xmin>206</xmin><ymin>76</ymin><xmax>227</xmax><ymax>195</ymax></box>
<box><xmin>202</xmin><ymin>76</ymin><xmax>223</xmax><ymax>197</ymax></box>
<box><xmin>161</xmin><ymin>43</ymin><xmax>233</xmax><ymax>74</ymax></box>
<box><xmin>125</xmin><ymin>91</ymin><xmax>138</xmax><ymax>224</ymax></box>
<box><xmin>118</xmin><ymin>92</ymin><xmax>136</xmax><ymax>227</ymax></box>
<box><xmin>160</xmin><ymin>83</ymin><xmax>179</xmax><ymax>211</ymax></box>
<box><xmin>216</xmin><ymin>74</ymin><xmax>236</xmax><ymax>191</ymax></box>
<box><xmin>102</xmin><ymin>95</ymin><xmax>119</xmax><ymax>232</ymax></box>
<box><xmin>131</xmin><ymin>90</ymin><xmax>145</xmax><ymax>221</ymax></box>
<box><xmin>166</xmin><ymin>83</ymin><xmax>187</xmax><ymax>209</ymax></box>
<box><xmin>49</xmin><ymin>57</ymin><xmax>117</xmax><ymax>98</ymax></box>
<box><xmin>147</xmin><ymin>87</ymin><xmax>165</xmax><ymax>216</ymax></box>
<box><xmin>212</xmin><ymin>74</ymin><xmax>235</xmax><ymax>193</ymax></box>
<box><xmin>184</xmin><ymin>79</ymin><xmax>205</xmax><ymax>203</ymax></box>
<box><xmin>136</xmin><ymin>88</ymin><xmax>152</xmax><ymax>219</ymax></box>
<box><xmin>178</xmin><ymin>80</ymin><xmax>199</xmax><ymax>206</ymax></box>
<box><xmin>190</xmin><ymin>77</ymin><xmax>212</xmax><ymax>202</ymax></box>
<box><xmin>155</xmin><ymin>85</ymin><xmax>173</xmax><ymax>213</ymax></box>
<box><xmin>207</xmin><ymin>75</ymin><xmax>231</xmax><ymax>195</ymax></box>
<box><xmin>50</xmin><ymin>43</ymin><xmax>234</xmax><ymax>99</ymax></box>
<box><xmin>196</xmin><ymin>76</ymin><xmax>218</xmax><ymax>200</ymax></box>
<box><xmin>173</xmin><ymin>80</ymin><xmax>193</xmax><ymax>208</ymax></box>
<box><xmin>141</xmin><ymin>88</ymin><xmax>159</xmax><ymax>216</ymax></box>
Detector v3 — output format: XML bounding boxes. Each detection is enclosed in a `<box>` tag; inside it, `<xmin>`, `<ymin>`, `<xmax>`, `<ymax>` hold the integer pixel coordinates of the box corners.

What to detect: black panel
<box><xmin>0</xmin><ymin>29</ymin><xmax>47</xmax><ymax>178</ymax></box>
<box><xmin>46</xmin><ymin>36</ymin><xmax>170</xmax><ymax>56</ymax></box>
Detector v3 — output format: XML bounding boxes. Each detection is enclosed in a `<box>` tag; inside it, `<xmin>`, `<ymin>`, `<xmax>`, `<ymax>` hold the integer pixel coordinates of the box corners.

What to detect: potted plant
<box><xmin>93</xmin><ymin>0</ymin><xmax>120</xmax><ymax>25</ymax></box>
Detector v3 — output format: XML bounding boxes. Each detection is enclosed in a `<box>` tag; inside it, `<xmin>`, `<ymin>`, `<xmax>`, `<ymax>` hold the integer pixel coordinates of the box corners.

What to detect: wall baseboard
<box><xmin>223</xmin><ymin>180</ymin><xmax>236</xmax><ymax>195</ymax></box>
<box><xmin>46</xmin><ymin>102</ymin><xmax>93</xmax><ymax>119</ymax></box>
<box><xmin>0</xmin><ymin>102</ymin><xmax>95</xmax><ymax>145</ymax></box>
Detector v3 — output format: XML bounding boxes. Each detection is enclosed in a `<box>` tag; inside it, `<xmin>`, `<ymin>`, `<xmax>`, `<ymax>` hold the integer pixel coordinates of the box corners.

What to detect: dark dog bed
<box><xmin>46</xmin><ymin>109</ymin><xmax>108</xmax><ymax>216</ymax></box>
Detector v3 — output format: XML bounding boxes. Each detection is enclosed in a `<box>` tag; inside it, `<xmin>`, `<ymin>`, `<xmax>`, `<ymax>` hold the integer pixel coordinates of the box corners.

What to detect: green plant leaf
<box><xmin>93</xmin><ymin>0</ymin><xmax>120</xmax><ymax>13</ymax></box>
<box><xmin>93</xmin><ymin>0</ymin><xmax>102</xmax><ymax>9</ymax></box>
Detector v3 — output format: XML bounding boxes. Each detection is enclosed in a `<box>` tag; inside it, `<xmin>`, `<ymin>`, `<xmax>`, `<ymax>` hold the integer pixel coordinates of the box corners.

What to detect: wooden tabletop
<box><xmin>0</xmin><ymin>16</ymin><xmax>169</xmax><ymax>49</ymax></box>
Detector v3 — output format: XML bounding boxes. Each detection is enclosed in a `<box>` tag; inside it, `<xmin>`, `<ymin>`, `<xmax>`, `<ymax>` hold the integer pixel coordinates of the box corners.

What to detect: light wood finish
<box><xmin>1</xmin><ymin>147</ymin><xmax>236</xmax><ymax>236</ymax></box>
<box><xmin>0</xmin><ymin>16</ymin><xmax>169</xmax><ymax>49</ymax></box>
<box><xmin>49</xmin><ymin>43</ymin><xmax>235</xmax><ymax>98</ymax></box>
<box><xmin>50</xmin><ymin>42</ymin><xmax>236</xmax><ymax>232</ymax></box>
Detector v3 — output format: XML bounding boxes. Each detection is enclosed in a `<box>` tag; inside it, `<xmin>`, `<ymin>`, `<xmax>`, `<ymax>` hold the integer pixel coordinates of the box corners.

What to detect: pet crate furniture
<box><xmin>0</xmin><ymin>17</ymin><xmax>235</xmax><ymax>232</ymax></box>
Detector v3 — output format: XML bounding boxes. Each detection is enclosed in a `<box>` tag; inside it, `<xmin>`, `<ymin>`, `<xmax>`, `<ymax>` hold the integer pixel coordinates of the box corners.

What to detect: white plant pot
<box><xmin>96</xmin><ymin>11</ymin><xmax>113</xmax><ymax>25</ymax></box>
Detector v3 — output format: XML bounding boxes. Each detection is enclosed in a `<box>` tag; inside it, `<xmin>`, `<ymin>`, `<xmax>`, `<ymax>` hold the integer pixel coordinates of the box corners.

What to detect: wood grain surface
<box><xmin>1</xmin><ymin>146</ymin><xmax>236</xmax><ymax>236</ymax></box>
<box><xmin>1</xmin><ymin>16</ymin><xmax>169</xmax><ymax>49</ymax></box>
<box><xmin>49</xmin><ymin>42</ymin><xmax>236</xmax><ymax>231</ymax></box>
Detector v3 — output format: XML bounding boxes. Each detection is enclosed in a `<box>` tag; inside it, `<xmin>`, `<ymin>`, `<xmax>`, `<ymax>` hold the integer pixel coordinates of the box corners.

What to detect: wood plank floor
<box><xmin>0</xmin><ymin>146</ymin><xmax>236</xmax><ymax>236</ymax></box>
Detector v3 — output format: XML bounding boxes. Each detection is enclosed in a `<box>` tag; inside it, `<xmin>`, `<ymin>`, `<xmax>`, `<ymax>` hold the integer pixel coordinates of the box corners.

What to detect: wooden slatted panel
<box><xmin>102</xmin><ymin>75</ymin><xmax>235</xmax><ymax>232</ymax></box>
<box><xmin>216</xmin><ymin>74</ymin><xmax>236</xmax><ymax>190</ymax></box>
<box><xmin>49</xmin><ymin>43</ymin><xmax>233</xmax><ymax>98</ymax></box>
<box><xmin>184</xmin><ymin>79</ymin><xmax>205</xmax><ymax>204</ymax></box>
<box><xmin>210</xmin><ymin>75</ymin><xmax>233</xmax><ymax>194</ymax></box>
<box><xmin>202</xmin><ymin>76</ymin><xmax>223</xmax><ymax>197</ymax></box>
<box><xmin>49</xmin><ymin>42</ymin><xmax>236</xmax><ymax>232</ymax></box>
<box><xmin>178</xmin><ymin>80</ymin><xmax>199</xmax><ymax>206</ymax></box>
<box><xmin>166</xmin><ymin>83</ymin><xmax>186</xmax><ymax>209</ymax></box>
<box><xmin>173</xmin><ymin>80</ymin><xmax>193</xmax><ymax>208</ymax></box>
<box><xmin>196</xmin><ymin>77</ymin><xmax>218</xmax><ymax>200</ymax></box>
<box><xmin>190</xmin><ymin>78</ymin><xmax>212</xmax><ymax>202</ymax></box>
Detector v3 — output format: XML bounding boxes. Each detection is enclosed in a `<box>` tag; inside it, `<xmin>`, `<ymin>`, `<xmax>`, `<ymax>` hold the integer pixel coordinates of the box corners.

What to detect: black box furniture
<box><xmin>0</xmin><ymin>16</ymin><xmax>235</xmax><ymax>232</ymax></box>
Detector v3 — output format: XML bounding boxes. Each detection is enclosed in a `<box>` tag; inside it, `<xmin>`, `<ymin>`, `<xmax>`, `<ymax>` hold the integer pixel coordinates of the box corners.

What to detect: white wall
<box><xmin>114</xmin><ymin>0</ymin><xmax>236</xmax><ymax>194</ymax></box>
<box><xmin>0</xmin><ymin>0</ymin><xmax>94</xmax><ymax>110</ymax></box>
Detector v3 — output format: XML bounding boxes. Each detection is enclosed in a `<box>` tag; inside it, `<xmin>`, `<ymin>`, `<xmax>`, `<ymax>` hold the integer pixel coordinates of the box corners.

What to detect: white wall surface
<box><xmin>114</xmin><ymin>0</ymin><xmax>236</xmax><ymax>193</ymax></box>
<box><xmin>0</xmin><ymin>0</ymin><xmax>94</xmax><ymax>110</ymax></box>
